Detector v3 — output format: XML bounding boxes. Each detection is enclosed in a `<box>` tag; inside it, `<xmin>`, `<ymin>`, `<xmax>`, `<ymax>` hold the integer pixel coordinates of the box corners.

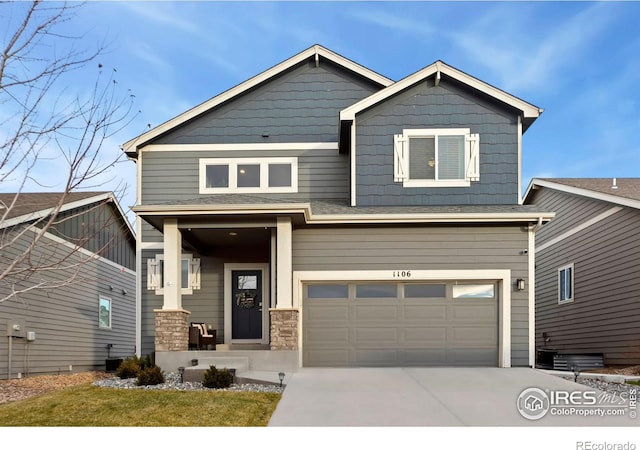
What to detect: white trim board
<box><xmin>140</xmin><ymin>143</ymin><xmax>338</xmax><ymax>152</ymax></box>
<box><xmin>535</xmin><ymin>206</ymin><xmax>623</xmax><ymax>253</ymax></box>
<box><xmin>292</xmin><ymin>269</ymin><xmax>512</xmax><ymax>368</ymax></box>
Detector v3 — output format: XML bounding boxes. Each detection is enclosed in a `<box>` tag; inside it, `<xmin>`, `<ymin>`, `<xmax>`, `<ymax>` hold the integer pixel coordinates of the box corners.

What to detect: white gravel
<box><xmin>93</xmin><ymin>371</ymin><xmax>284</xmax><ymax>394</ymax></box>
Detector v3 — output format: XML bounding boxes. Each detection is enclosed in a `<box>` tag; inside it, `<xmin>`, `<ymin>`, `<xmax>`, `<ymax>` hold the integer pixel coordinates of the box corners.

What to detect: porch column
<box><xmin>163</xmin><ymin>218</ymin><xmax>182</xmax><ymax>310</ymax></box>
<box><xmin>276</xmin><ymin>217</ymin><xmax>292</xmax><ymax>308</ymax></box>
<box><xmin>271</xmin><ymin>217</ymin><xmax>297</xmax><ymax>350</ymax></box>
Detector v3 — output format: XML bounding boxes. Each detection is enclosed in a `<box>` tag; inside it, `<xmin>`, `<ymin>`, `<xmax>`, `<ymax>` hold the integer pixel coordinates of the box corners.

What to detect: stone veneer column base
<box><xmin>154</xmin><ymin>309</ymin><xmax>190</xmax><ymax>352</ymax></box>
<box><xmin>270</xmin><ymin>309</ymin><xmax>298</xmax><ymax>350</ymax></box>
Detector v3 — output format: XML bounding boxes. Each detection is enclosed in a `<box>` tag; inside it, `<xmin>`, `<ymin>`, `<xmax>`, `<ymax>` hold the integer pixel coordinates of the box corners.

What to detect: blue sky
<box><xmin>3</xmin><ymin>1</ymin><xmax>640</xmax><ymax>222</ymax></box>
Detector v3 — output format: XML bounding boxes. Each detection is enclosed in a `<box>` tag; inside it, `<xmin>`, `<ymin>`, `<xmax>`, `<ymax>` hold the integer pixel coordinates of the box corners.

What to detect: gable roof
<box><xmin>122</xmin><ymin>45</ymin><xmax>393</xmax><ymax>157</ymax></box>
<box><xmin>524</xmin><ymin>178</ymin><xmax>640</xmax><ymax>210</ymax></box>
<box><xmin>0</xmin><ymin>191</ymin><xmax>135</xmax><ymax>237</ymax></box>
<box><xmin>339</xmin><ymin>60</ymin><xmax>543</xmax><ymax>130</ymax></box>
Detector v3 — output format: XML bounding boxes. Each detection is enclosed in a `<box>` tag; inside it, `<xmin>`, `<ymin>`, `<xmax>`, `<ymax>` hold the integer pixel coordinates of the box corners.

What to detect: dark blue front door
<box><xmin>231</xmin><ymin>270</ymin><xmax>262</xmax><ymax>340</ymax></box>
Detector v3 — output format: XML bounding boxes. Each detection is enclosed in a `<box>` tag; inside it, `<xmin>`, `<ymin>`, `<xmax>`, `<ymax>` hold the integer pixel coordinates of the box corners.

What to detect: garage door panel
<box><xmin>306</xmin><ymin>326</ymin><xmax>350</xmax><ymax>343</ymax></box>
<box><xmin>354</xmin><ymin>349</ymin><xmax>399</xmax><ymax>366</ymax></box>
<box><xmin>451</xmin><ymin>303</ymin><xmax>496</xmax><ymax>321</ymax></box>
<box><xmin>403</xmin><ymin>327</ymin><xmax>447</xmax><ymax>344</ymax></box>
<box><xmin>354</xmin><ymin>326</ymin><xmax>398</xmax><ymax>343</ymax></box>
<box><xmin>354</xmin><ymin>304</ymin><xmax>398</xmax><ymax>320</ymax></box>
<box><xmin>449</xmin><ymin>348</ymin><xmax>498</xmax><ymax>366</ymax></box>
<box><xmin>450</xmin><ymin>326</ymin><xmax>497</xmax><ymax>345</ymax></box>
<box><xmin>403</xmin><ymin>305</ymin><xmax>447</xmax><ymax>320</ymax></box>
<box><xmin>403</xmin><ymin>349</ymin><xmax>447</xmax><ymax>365</ymax></box>
<box><xmin>305</xmin><ymin>349</ymin><xmax>350</xmax><ymax>367</ymax></box>
<box><xmin>305</xmin><ymin>304</ymin><xmax>350</xmax><ymax>321</ymax></box>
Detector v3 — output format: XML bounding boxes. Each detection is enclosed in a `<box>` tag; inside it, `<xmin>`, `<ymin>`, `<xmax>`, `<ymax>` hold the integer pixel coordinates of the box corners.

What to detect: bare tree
<box><xmin>0</xmin><ymin>1</ymin><xmax>138</xmax><ymax>303</ymax></box>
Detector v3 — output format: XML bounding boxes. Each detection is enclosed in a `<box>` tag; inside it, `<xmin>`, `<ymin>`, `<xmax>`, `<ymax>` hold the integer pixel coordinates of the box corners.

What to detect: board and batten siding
<box><xmin>532</xmin><ymin>191</ymin><xmax>640</xmax><ymax>365</ymax></box>
<box><xmin>0</xmin><ymin>233</ymin><xmax>135</xmax><ymax>379</ymax></box>
<box><xmin>140</xmin><ymin>148</ymin><xmax>350</xmax><ymax>204</ymax></box>
<box><xmin>54</xmin><ymin>202</ymin><xmax>135</xmax><ymax>271</ymax></box>
<box><xmin>355</xmin><ymin>77</ymin><xmax>520</xmax><ymax>206</ymax></box>
<box><xmin>292</xmin><ymin>225</ymin><xmax>531</xmax><ymax>366</ymax></box>
<box><xmin>151</xmin><ymin>61</ymin><xmax>382</xmax><ymax>145</ymax></box>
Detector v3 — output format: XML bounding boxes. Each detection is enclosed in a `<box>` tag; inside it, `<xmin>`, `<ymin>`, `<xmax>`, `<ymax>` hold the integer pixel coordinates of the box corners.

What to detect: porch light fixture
<box><xmin>229</xmin><ymin>232</ymin><xmax>237</xmax><ymax>236</ymax></box>
<box><xmin>516</xmin><ymin>279</ymin><xmax>525</xmax><ymax>291</ymax></box>
<box><xmin>278</xmin><ymin>372</ymin><xmax>285</xmax><ymax>387</ymax></box>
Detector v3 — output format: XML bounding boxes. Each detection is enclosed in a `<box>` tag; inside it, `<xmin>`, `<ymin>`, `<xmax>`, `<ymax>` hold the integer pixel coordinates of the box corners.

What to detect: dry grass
<box><xmin>0</xmin><ymin>372</ymin><xmax>281</xmax><ymax>426</ymax></box>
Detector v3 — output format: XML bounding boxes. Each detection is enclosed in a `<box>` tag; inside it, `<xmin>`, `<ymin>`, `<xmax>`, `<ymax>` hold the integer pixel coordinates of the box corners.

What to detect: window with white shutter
<box><xmin>393</xmin><ymin>128</ymin><xmax>480</xmax><ymax>187</ymax></box>
<box><xmin>147</xmin><ymin>254</ymin><xmax>201</xmax><ymax>295</ymax></box>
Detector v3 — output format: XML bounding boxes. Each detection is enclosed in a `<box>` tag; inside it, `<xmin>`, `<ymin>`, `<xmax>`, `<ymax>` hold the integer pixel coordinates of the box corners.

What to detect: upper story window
<box><xmin>558</xmin><ymin>263</ymin><xmax>574</xmax><ymax>304</ymax></box>
<box><xmin>393</xmin><ymin>128</ymin><xmax>479</xmax><ymax>188</ymax></box>
<box><xmin>199</xmin><ymin>157</ymin><xmax>298</xmax><ymax>194</ymax></box>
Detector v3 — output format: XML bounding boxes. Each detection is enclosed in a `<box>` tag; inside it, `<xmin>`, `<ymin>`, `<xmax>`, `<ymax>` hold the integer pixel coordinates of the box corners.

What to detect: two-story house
<box><xmin>122</xmin><ymin>45</ymin><xmax>553</xmax><ymax>373</ymax></box>
<box><xmin>0</xmin><ymin>192</ymin><xmax>136</xmax><ymax>379</ymax></box>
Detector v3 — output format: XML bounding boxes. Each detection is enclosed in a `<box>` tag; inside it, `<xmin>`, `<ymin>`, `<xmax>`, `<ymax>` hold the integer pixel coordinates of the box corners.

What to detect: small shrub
<box><xmin>139</xmin><ymin>353</ymin><xmax>155</xmax><ymax>370</ymax></box>
<box><xmin>202</xmin><ymin>365</ymin><xmax>233</xmax><ymax>389</ymax></box>
<box><xmin>137</xmin><ymin>365</ymin><xmax>165</xmax><ymax>386</ymax></box>
<box><xmin>116</xmin><ymin>356</ymin><xmax>141</xmax><ymax>379</ymax></box>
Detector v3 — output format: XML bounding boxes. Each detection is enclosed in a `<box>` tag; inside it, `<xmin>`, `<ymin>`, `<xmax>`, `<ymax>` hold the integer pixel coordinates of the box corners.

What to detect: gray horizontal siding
<box><xmin>292</xmin><ymin>225</ymin><xmax>531</xmax><ymax>366</ymax></box>
<box><xmin>534</xmin><ymin>199</ymin><xmax>640</xmax><ymax>366</ymax></box>
<box><xmin>355</xmin><ymin>77</ymin><xmax>520</xmax><ymax>206</ymax></box>
<box><xmin>0</xmin><ymin>233</ymin><xmax>135</xmax><ymax>379</ymax></box>
<box><xmin>141</xmin><ymin>148</ymin><xmax>349</xmax><ymax>204</ymax></box>
<box><xmin>152</xmin><ymin>61</ymin><xmax>381</xmax><ymax>145</ymax></box>
<box><xmin>529</xmin><ymin>188</ymin><xmax>614</xmax><ymax>247</ymax></box>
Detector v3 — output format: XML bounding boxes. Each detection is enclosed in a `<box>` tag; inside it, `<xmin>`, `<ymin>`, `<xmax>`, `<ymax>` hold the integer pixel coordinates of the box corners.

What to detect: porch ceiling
<box><xmin>182</xmin><ymin>227</ymin><xmax>272</xmax><ymax>255</ymax></box>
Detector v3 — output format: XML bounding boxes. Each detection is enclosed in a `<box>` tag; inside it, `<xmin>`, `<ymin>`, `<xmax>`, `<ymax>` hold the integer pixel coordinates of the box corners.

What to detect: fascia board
<box><xmin>340</xmin><ymin>61</ymin><xmax>542</xmax><ymax>121</ymax></box>
<box><xmin>133</xmin><ymin>203</ymin><xmax>554</xmax><ymax>225</ymax></box>
<box><xmin>525</xmin><ymin>179</ymin><xmax>640</xmax><ymax>210</ymax></box>
<box><xmin>122</xmin><ymin>45</ymin><xmax>393</xmax><ymax>154</ymax></box>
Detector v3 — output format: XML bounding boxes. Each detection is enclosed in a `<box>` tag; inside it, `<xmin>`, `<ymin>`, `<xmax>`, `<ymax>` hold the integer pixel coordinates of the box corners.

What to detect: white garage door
<box><xmin>303</xmin><ymin>281</ymin><xmax>498</xmax><ymax>367</ymax></box>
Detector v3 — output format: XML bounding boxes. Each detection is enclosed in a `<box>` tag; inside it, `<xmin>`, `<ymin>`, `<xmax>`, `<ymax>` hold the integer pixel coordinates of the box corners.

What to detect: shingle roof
<box><xmin>0</xmin><ymin>192</ymin><xmax>110</xmax><ymax>220</ymax></box>
<box><xmin>536</xmin><ymin>178</ymin><xmax>640</xmax><ymax>203</ymax></box>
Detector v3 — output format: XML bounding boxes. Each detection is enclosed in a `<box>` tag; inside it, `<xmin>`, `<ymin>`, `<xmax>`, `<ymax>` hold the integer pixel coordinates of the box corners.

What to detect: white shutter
<box><xmin>465</xmin><ymin>133</ymin><xmax>480</xmax><ymax>181</ymax></box>
<box><xmin>189</xmin><ymin>258</ymin><xmax>201</xmax><ymax>290</ymax></box>
<box><xmin>394</xmin><ymin>134</ymin><xmax>408</xmax><ymax>182</ymax></box>
<box><xmin>147</xmin><ymin>258</ymin><xmax>160</xmax><ymax>290</ymax></box>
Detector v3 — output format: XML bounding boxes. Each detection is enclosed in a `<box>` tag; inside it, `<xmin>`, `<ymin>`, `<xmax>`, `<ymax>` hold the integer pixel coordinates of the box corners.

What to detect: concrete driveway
<box><xmin>268</xmin><ymin>368</ymin><xmax>639</xmax><ymax>426</ymax></box>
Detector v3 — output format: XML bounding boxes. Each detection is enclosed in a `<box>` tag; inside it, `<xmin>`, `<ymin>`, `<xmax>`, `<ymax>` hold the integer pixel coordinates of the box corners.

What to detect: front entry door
<box><xmin>231</xmin><ymin>270</ymin><xmax>263</xmax><ymax>340</ymax></box>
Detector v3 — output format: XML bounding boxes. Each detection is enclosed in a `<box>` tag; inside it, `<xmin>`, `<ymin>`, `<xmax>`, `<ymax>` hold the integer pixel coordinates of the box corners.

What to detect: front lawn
<box><xmin>0</xmin><ymin>384</ymin><xmax>281</xmax><ymax>426</ymax></box>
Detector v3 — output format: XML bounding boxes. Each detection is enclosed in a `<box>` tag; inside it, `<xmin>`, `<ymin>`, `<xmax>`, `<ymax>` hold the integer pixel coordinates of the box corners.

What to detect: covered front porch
<box><xmin>138</xmin><ymin>210</ymin><xmax>303</xmax><ymax>374</ymax></box>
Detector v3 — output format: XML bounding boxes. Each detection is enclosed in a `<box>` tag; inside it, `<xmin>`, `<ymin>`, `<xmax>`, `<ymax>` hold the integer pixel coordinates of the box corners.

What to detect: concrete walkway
<box><xmin>268</xmin><ymin>367</ymin><xmax>639</xmax><ymax>426</ymax></box>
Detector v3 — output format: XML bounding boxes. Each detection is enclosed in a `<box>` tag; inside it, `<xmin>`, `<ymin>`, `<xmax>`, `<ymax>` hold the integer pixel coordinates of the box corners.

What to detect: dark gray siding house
<box><xmin>0</xmin><ymin>192</ymin><xmax>136</xmax><ymax>379</ymax></box>
<box><xmin>122</xmin><ymin>45</ymin><xmax>553</xmax><ymax>373</ymax></box>
<box><xmin>524</xmin><ymin>178</ymin><xmax>640</xmax><ymax>367</ymax></box>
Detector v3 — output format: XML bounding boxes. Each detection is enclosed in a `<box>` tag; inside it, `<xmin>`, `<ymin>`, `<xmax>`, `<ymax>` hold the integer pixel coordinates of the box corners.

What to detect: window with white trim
<box><xmin>199</xmin><ymin>157</ymin><xmax>298</xmax><ymax>194</ymax></box>
<box><xmin>394</xmin><ymin>128</ymin><xmax>479</xmax><ymax>187</ymax></box>
<box><xmin>558</xmin><ymin>264</ymin><xmax>574</xmax><ymax>304</ymax></box>
<box><xmin>98</xmin><ymin>296</ymin><xmax>112</xmax><ymax>329</ymax></box>
<box><xmin>147</xmin><ymin>254</ymin><xmax>201</xmax><ymax>295</ymax></box>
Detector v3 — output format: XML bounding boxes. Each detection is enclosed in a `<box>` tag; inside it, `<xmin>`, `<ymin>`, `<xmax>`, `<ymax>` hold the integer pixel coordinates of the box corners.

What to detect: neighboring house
<box><xmin>122</xmin><ymin>45</ymin><xmax>553</xmax><ymax>371</ymax></box>
<box><xmin>524</xmin><ymin>178</ymin><xmax>640</xmax><ymax>367</ymax></box>
<box><xmin>0</xmin><ymin>192</ymin><xmax>136</xmax><ymax>379</ymax></box>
